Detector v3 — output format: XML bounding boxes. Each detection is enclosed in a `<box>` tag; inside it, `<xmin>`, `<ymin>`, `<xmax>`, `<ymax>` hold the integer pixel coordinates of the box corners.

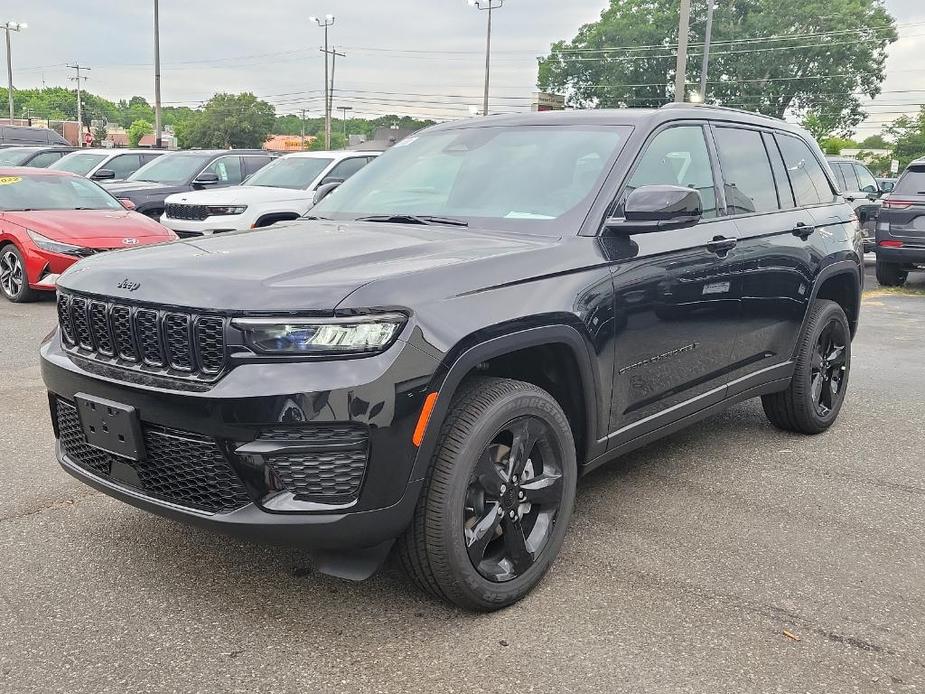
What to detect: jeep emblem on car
<box><xmin>116</xmin><ymin>278</ymin><xmax>140</xmax><ymax>291</ymax></box>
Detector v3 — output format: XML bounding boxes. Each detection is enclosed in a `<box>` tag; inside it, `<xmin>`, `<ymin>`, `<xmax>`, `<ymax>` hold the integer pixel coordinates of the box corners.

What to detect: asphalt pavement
<box><xmin>0</xmin><ymin>259</ymin><xmax>923</xmax><ymax>693</ymax></box>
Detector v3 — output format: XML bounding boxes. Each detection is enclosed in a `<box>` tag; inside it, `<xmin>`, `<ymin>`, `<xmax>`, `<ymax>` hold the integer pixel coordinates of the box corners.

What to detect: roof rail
<box><xmin>659</xmin><ymin>102</ymin><xmax>786</xmax><ymax>122</ymax></box>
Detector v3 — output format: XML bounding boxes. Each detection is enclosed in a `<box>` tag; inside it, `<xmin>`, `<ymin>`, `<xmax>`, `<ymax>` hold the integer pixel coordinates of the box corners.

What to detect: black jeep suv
<box><xmin>42</xmin><ymin>106</ymin><xmax>863</xmax><ymax>610</ymax></box>
<box><xmin>875</xmin><ymin>157</ymin><xmax>925</xmax><ymax>286</ymax></box>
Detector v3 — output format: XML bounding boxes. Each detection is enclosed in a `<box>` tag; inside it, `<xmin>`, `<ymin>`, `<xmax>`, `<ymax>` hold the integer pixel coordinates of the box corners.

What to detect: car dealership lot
<box><xmin>1</xmin><ymin>272</ymin><xmax>923</xmax><ymax>693</ymax></box>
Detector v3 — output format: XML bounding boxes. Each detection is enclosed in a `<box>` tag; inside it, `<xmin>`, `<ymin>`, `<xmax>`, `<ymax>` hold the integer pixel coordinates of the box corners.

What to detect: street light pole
<box><xmin>154</xmin><ymin>0</ymin><xmax>163</xmax><ymax>148</ymax></box>
<box><xmin>468</xmin><ymin>0</ymin><xmax>503</xmax><ymax>116</ymax></box>
<box><xmin>674</xmin><ymin>0</ymin><xmax>691</xmax><ymax>102</ymax></box>
<box><xmin>310</xmin><ymin>15</ymin><xmax>335</xmax><ymax>149</ymax></box>
<box><xmin>2</xmin><ymin>21</ymin><xmax>27</xmax><ymax>123</ymax></box>
<box><xmin>699</xmin><ymin>0</ymin><xmax>716</xmax><ymax>101</ymax></box>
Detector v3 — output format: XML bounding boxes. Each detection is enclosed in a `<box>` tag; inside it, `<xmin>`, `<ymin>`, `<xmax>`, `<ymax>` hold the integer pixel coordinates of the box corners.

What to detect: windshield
<box><xmin>0</xmin><ymin>148</ymin><xmax>36</xmax><ymax>166</ymax></box>
<box><xmin>246</xmin><ymin>156</ymin><xmax>334</xmax><ymax>189</ymax></box>
<box><xmin>311</xmin><ymin>125</ymin><xmax>630</xmax><ymax>233</ymax></box>
<box><xmin>51</xmin><ymin>152</ymin><xmax>108</xmax><ymax>175</ymax></box>
<box><xmin>128</xmin><ymin>153</ymin><xmax>213</xmax><ymax>184</ymax></box>
<box><xmin>0</xmin><ymin>174</ymin><xmax>124</xmax><ymax>211</ymax></box>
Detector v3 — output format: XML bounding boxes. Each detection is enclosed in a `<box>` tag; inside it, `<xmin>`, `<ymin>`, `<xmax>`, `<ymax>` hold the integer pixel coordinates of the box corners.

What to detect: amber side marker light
<box><xmin>413</xmin><ymin>392</ymin><xmax>439</xmax><ymax>447</ymax></box>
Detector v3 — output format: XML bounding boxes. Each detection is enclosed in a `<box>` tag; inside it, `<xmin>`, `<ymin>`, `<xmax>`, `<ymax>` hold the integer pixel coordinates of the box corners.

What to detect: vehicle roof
<box><xmin>167</xmin><ymin>149</ymin><xmax>271</xmax><ymax>156</ymax></box>
<box><xmin>0</xmin><ymin>166</ymin><xmax>76</xmax><ymax>177</ymax></box>
<box><xmin>826</xmin><ymin>156</ymin><xmax>870</xmax><ymax>164</ymax></box>
<box><xmin>423</xmin><ymin>104</ymin><xmax>809</xmax><ymax>137</ymax></box>
<box><xmin>908</xmin><ymin>157</ymin><xmax>925</xmax><ymax>167</ymax></box>
<box><xmin>0</xmin><ymin>145</ymin><xmax>75</xmax><ymax>152</ymax></box>
<box><xmin>60</xmin><ymin>148</ymin><xmax>157</xmax><ymax>156</ymax></box>
<box><xmin>281</xmin><ymin>150</ymin><xmax>381</xmax><ymax>160</ymax></box>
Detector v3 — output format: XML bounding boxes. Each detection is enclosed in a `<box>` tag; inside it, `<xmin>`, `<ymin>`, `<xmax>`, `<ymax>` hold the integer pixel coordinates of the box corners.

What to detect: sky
<box><xmin>6</xmin><ymin>0</ymin><xmax>925</xmax><ymax>135</ymax></box>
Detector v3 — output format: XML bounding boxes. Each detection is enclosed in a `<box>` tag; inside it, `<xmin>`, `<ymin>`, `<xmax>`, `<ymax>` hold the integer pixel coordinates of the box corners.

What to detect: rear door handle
<box><xmin>706</xmin><ymin>236</ymin><xmax>737</xmax><ymax>254</ymax></box>
<box><xmin>793</xmin><ymin>222</ymin><xmax>815</xmax><ymax>240</ymax></box>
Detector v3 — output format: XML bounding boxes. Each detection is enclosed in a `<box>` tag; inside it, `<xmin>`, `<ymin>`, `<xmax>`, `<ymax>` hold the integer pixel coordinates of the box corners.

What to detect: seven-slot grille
<box><xmin>57</xmin><ymin>291</ymin><xmax>226</xmax><ymax>379</ymax></box>
<box><xmin>165</xmin><ymin>203</ymin><xmax>210</xmax><ymax>221</ymax></box>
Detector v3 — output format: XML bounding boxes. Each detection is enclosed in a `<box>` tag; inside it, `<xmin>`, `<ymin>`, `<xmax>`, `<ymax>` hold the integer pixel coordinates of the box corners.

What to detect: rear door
<box><xmin>881</xmin><ymin>163</ymin><xmax>925</xmax><ymax>246</ymax></box>
<box><xmin>605</xmin><ymin>122</ymin><xmax>742</xmax><ymax>441</ymax></box>
<box><xmin>243</xmin><ymin>155</ymin><xmax>274</xmax><ymax>178</ymax></box>
<box><xmin>715</xmin><ymin>126</ymin><xmax>824</xmax><ymax>391</ymax></box>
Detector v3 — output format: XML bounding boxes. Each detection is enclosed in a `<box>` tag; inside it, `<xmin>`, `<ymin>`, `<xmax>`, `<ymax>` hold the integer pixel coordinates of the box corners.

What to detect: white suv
<box><xmin>160</xmin><ymin>151</ymin><xmax>379</xmax><ymax>236</ymax></box>
<box><xmin>50</xmin><ymin>148</ymin><xmax>165</xmax><ymax>181</ymax></box>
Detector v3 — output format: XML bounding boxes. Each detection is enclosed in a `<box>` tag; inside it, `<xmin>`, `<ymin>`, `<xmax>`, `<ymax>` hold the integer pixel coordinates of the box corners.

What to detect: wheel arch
<box><xmin>254</xmin><ymin>212</ymin><xmax>302</xmax><ymax>228</ymax></box>
<box><xmin>810</xmin><ymin>260</ymin><xmax>862</xmax><ymax>338</ymax></box>
<box><xmin>410</xmin><ymin>323</ymin><xmax>601</xmax><ymax>483</ymax></box>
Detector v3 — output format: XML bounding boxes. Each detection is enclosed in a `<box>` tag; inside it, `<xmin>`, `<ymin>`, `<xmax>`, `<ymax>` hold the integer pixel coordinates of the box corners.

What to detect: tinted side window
<box><xmin>714</xmin><ymin>127</ymin><xmax>778</xmax><ymax>214</ymax></box>
<box><xmin>829</xmin><ymin>163</ymin><xmax>847</xmax><ymax>190</ymax></box>
<box><xmin>764</xmin><ymin>133</ymin><xmax>795</xmax><ymax>208</ymax></box>
<box><xmin>243</xmin><ymin>155</ymin><xmax>273</xmax><ymax>176</ymax></box>
<box><xmin>837</xmin><ymin>163</ymin><xmax>859</xmax><ymax>190</ymax></box>
<box><xmin>776</xmin><ymin>135</ymin><xmax>835</xmax><ymax>206</ymax></box>
<box><xmin>853</xmin><ymin>164</ymin><xmax>878</xmax><ymax>193</ymax></box>
<box><xmin>326</xmin><ymin>157</ymin><xmax>370</xmax><ymax>182</ymax></box>
<box><xmin>106</xmin><ymin>154</ymin><xmax>142</xmax><ymax>179</ymax></box>
<box><xmin>623</xmin><ymin>125</ymin><xmax>717</xmax><ymax>218</ymax></box>
<box><xmin>204</xmin><ymin>156</ymin><xmax>244</xmax><ymax>183</ymax></box>
<box><xmin>27</xmin><ymin>151</ymin><xmax>64</xmax><ymax>168</ymax></box>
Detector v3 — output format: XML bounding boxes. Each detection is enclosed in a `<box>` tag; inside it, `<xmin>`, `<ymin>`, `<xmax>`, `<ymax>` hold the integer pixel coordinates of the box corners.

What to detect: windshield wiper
<box><xmin>355</xmin><ymin>214</ymin><xmax>468</xmax><ymax>227</ymax></box>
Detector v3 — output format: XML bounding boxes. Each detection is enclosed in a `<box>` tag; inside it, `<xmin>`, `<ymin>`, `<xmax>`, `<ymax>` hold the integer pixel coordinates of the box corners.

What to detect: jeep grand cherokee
<box><xmin>41</xmin><ymin>105</ymin><xmax>863</xmax><ymax>611</ymax></box>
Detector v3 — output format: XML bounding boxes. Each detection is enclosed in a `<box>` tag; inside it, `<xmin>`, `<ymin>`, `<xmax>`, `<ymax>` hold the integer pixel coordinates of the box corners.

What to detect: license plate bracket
<box><xmin>74</xmin><ymin>393</ymin><xmax>145</xmax><ymax>461</ymax></box>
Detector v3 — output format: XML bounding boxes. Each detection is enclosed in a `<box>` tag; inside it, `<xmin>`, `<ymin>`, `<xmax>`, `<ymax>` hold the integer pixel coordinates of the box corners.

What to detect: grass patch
<box><xmin>863</xmin><ymin>286</ymin><xmax>925</xmax><ymax>299</ymax></box>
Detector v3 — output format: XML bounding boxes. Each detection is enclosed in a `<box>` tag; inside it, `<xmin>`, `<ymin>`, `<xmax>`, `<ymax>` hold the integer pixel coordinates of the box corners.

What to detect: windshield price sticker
<box><xmin>0</xmin><ymin>176</ymin><xmax>22</xmax><ymax>186</ymax></box>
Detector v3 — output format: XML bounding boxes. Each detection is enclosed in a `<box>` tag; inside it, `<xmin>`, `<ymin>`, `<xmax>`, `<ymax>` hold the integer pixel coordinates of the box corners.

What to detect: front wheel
<box><xmin>875</xmin><ymin>259</ymin><xmax>907</xmax><ymax>287</ymax></box>
<box><xmin>762</xmin><ymin>299</ymin><xmax>851</xmax><ymax>434</ymax></box>
<box><xmin>0</xmin><ymin>244</ymin><xmax>39</xmax><ymax>303</ymax></box>
<box><xmin>397</xmin><ymin>377</ymin><xmax>577</xmax><ymax>611</ymax></box>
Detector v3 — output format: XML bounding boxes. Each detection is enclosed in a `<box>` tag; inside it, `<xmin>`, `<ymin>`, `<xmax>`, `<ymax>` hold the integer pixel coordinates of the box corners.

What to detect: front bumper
<box><xmin>41</xmin><ymin>329</ymin><xmax>439</xmax><ymax>551</ymax></box>
<box><xmin>160</xmin><ymin>214</ymin><xmax>250</xmax><ymax>236</ymax></box>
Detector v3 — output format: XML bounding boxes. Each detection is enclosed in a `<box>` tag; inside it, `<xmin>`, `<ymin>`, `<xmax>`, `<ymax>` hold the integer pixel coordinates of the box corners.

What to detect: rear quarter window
<box><xmin>776</xmin><ymin>134</ymin><xmax>836</xmax><ymax>207</ymax></box>
<box><xmin>893</xmin><ymin>167</ymin><xmax>925</xmax><ymax>195</ymax></box>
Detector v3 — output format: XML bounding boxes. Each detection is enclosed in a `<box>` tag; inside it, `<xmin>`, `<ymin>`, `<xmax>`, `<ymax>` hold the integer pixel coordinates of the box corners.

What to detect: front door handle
<box><xmin>706</xmin><ymin>236</ymin><xmax>737</xmax><ymax>254</ymax></box>
<box><xmin>793</xmin><ymin>222</ymin><xmax>815</xmax><ymax>240</ymax></box>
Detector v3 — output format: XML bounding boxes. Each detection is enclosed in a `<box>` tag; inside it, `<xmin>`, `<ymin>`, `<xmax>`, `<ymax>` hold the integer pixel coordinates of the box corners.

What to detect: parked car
<box><xmin>875</xmin><ymin>157</ymin><xmax>925</xmax><ymax>286</ymax></box>
<box><xmin>0</xmin><ymin>146</ymin><xmax>77</xmax><ymax>168</ymax></box>
<box><xmin>827</xmin><ymin>156</ymin><xmax>882</xmax><ymax>252</ymax></box>
<box><xmin>42</xmin><ymin>106</ymin><xmax>862</xmax><ymax>610</ymax></box>
<box><xmin>50</xmin><ymin>148</ymin><xmax>164</xmax><ymax>182</ymax></box>
<box><xmin>0</xmin><ymin>168</ymin><xmax>177</xmax><ymax>302</ymax></box>
<box><xmin>0</xmin><ymin>125</ymin><xmax>70</xmax><ymax>146</ymax></box>
<box><xmin>102</xmin><ymin>149</ymin><xmax>276</xmax><ymax>219</ymax></box>
<box><xmin>160</xmin><ymin>151</ymin><xmax>380</xmax><ymax>237</ymax></box>
<box><xmin>876</xmin><ymin>177</ymin><xmax>897</xmax><ymax>195</ymax></box>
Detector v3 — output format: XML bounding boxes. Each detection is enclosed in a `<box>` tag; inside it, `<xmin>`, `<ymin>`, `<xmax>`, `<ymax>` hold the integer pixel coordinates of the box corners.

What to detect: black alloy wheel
<box><xmin>464</xmin><ymin>415</ymin><xmax>564</xmax><ymax>582</ymax></box>
<box><xmin>809</xmin><ymin>319</ymin><xmax>848</xmax><ymax>418</ymax></box>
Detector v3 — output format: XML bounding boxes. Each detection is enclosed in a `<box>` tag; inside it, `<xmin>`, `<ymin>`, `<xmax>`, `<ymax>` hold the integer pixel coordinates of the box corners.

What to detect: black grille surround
<box><xmin>257</xmin><ymin>425</ymin><xmax>370</xmax><ymax>502</ymax></box>
<box><xmin>56</xmin><ymin>291</ymin><xmax>227</xmax><ymax>382</ymax></box>
<box><xmin>55</xmin><ymin>399</ymin><xmax>251</xmax><ymax>514</ymax></box>
<box><xmin>165</xmin><ymin>202</ymin><xmax>210</xmax><ymax>221</ymax></box>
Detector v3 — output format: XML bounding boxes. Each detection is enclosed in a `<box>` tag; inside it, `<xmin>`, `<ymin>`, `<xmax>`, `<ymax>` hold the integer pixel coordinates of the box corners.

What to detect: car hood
<box><xmin>57</xmin><ymin>219</ymin><xmax>554</xmax><ymax>311</ymax></box>
<box><xmin>3</xmin><ymin>209</ymin><xmax>176</xmax><ymax>246</ymax></box>
<box><xmin>165</xmin><ymin>185</ymin><xmax>309</xmax><ymax>205</ymax></box>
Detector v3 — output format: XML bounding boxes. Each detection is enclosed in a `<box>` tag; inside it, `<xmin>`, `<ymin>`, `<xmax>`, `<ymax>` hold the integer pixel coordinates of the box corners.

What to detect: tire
<box><xmin>0</xmin><ymin>243</ymin><xmax>39</xmax><ymax>303</ymax></box>
<box><xmin>397</xmin><ymin>377</ymin><xmax>577</xmax><ymax>611</ymax></box>
<box><xmin>762</xmin><ymin>299</ymin><xmax>851</xmax><ymax>435</ymax></box>
<box><xmin>875</xmin><ymin>259</ymin><xmax>907</xmax><ymax>287</ymax></box>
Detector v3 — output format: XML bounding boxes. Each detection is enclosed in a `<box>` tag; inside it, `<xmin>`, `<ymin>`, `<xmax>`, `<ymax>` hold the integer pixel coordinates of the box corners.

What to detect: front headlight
<box><xmin>27</xmin><ymin>230</ymin><xmax>83</xmax><ymax>255</ymax></box>
<box><xmin>232</xmin><ymin>313</ymin><xmax>406</xmax><ymax>355</ymax></box>
<box><xmin>208</xmin><ymin>205</ymin><xmax>247</xmax><ymax>216</ymax></box>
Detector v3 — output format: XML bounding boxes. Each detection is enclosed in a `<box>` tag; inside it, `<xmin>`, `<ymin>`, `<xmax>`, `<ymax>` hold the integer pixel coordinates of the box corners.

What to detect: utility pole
<box><xmin>310</xmin><ymin>15</ymin><xmax>335</xmax><ymax>149</ymax></box>
<box><xmin>338</xmin><ymin>106</ymin><xmax>352</xmax><ymax>147</ymax></box>
<box><xmin>468</xmin><ymin>0</ymin><xmax>504</xmax><ymax>117</ymax></box>
<box><xmin>674</xmin><ymin>0</ymin><xmax>691</xmax><ymax>102</ymax></box>
<box><xmin>2</xmin><ymin>21</ymin><xmax>27</xmax><ymax>123</ymax></box>
<box><xmin>300</xmin><ymin>108</ymin><xmax>308</xmax><ymax>150</ymax></box>
<box><xmin>327</xmin><ymin>46</ymin><xmax>345</xmax><ymax>146</ymax></box>
<box><xmin>66</xmin><ymin>63</ymin><xmax>91</xmax><ymax>146</ymax></box>
<box><xmin>153</xmin><ymin>0</ymin><xmax>163</xmax><ymax>148</ymax></box>
<box><xmin>699</xmin><ymin>0</ymin><xmax>716</xmax><ymax>101</ymax></box>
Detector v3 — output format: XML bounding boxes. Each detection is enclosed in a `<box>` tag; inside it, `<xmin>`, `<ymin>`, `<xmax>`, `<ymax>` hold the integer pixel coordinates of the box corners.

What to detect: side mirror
<box><xmin>193</xmin><ymin>172</ymin><xmax>220</xmax><ymax>185</ymax></box>
<box><xmin>319</xmin><ymin>176</ymin><xmax>345</xmax><ymax>188</ymax></box>
<box><xmin>119</xmin><ymin>198</ymin><xmax>136</xmax><ymax>210</ymax></box>
<box><xmin>313</xmin><ymin>181</ymin><xmax>342</xmax><ymax>205</ymax></box>
<box><xmin>92</xmin><ymin>168</ymin><xmax>116</xmax><ymax>180</ymax></box>
<box><xmin>604</xmin><ymin>185</ymin><xmax>702</xmax><ymax>235</ymax></box>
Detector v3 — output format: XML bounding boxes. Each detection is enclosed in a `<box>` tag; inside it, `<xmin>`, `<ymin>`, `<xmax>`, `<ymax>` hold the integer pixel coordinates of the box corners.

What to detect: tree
<box><xmin>127</xmin><ymin>119</ymin><xmax>153</xmax><ymax>147</ymax></box>
<box><xmin>92</xmin><ymin>123</ymin><xmax>108</xmax><ymax>146</ymax></box>
<box><xmin>181</xmin><ymin>93</ymin><xmax>276</xmax><ymax>149</ymax></box>
<box><xmin>537</xmin><ymin>0</ymin><xmax>896</xmax><ymax>135</ymax></box>
<box><xmin>884</xmin><ymin>108</ymin><xmax>925</xmax><ymax>169</ymax></box>
<box><xmin>819</xmin><ymin>135</ymin><xmax>857</xmax><ymax>155</ymax></box>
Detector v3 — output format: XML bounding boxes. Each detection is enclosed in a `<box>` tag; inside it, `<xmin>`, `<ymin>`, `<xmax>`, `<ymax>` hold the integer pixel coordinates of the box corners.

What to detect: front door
<box><xmin>604</xmin><ymin>123</ymin><xmax>741</xmax><ymax>444</ymax></box>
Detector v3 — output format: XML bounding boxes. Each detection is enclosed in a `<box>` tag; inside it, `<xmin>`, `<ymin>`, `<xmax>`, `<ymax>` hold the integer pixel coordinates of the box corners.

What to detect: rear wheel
<box><xmin>875</xmin><ymin>259</ymin><xmax>907</xmax><ymax>287</ymax></box>
<box><xmin>0</xmin><ymin>244</ymin><xmax>39</xmax><ymax>303</ymax></box>
<box><xmin>762</xmin><ymin>299</ymin><xmax>850</xmax><ymax>434</ymax></box>
<box><xmin>397</xmin><ymin>377</ymin><xmax>577</xmax><ymax>611</ymax></box>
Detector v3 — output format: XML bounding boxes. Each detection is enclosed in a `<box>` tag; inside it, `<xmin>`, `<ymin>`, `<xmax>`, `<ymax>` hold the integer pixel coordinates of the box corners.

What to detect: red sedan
<box><xmin>0</xmin><ymin>167</ymin><xmax>177</xmax><ymax>302</ymax></box>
